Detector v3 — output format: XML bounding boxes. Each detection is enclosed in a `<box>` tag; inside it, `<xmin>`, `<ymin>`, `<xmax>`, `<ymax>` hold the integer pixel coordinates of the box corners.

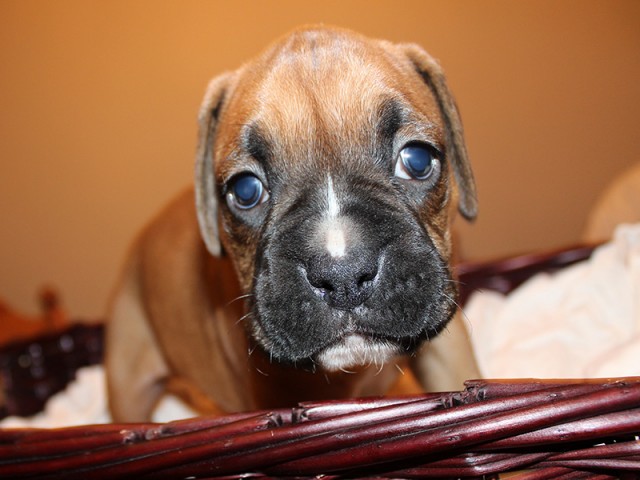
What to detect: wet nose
<box><xmin>305</xmin><ymin>250</ymin><xmax>379</xmax><ymax>310</ymax></box>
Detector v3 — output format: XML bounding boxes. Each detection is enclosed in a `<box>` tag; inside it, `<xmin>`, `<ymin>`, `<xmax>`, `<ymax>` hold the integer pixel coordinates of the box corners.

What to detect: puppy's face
<box><xmin>197</xmin><ymin>28</ymin><xmax>477</xmax><ymax>371</ymax></box>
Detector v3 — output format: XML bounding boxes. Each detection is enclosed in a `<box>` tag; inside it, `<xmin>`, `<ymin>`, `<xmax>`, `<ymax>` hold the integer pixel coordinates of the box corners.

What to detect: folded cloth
<box><xmin>467</xmin><ymin>223</ymin><xmax>640</xmax><ymax>380</ymax></box>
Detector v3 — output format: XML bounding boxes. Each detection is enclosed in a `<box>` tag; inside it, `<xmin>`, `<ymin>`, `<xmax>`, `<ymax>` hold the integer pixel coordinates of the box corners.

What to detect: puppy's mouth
<box><xmin>313</xmin><ymin>333</ymin><xmax>401</xmax><ymax>372</ymax></box>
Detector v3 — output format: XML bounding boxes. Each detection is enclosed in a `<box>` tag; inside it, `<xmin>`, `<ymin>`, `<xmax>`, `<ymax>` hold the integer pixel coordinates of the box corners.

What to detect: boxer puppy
<box><xmin>106</xmin><ymin>25</ymin><xmax>480</xmax><ymax>422</ymax></box>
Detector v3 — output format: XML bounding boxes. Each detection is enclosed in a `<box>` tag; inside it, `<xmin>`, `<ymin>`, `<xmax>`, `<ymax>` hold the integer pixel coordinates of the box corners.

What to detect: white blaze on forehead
<box><xmin>326</xmin><ymin>175</ymin><xmax>340</xmax><ymax>218</ymax></box>
<box><xmin>325</xmin><ymin>176</ymin><xmax>346</xmax><ymax>258</ymax></box>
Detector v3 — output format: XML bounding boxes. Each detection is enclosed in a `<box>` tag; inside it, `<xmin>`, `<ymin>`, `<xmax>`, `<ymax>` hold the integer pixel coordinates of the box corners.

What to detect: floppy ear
<box><xmin>400</xmin><ymin>44</ymin><xmax>478</xmax><ymax>221</ymax></box>
<box><xmin>194</xmin><ymin>73</ymin><xmax>232</xmax><ymax>256</ymax></box>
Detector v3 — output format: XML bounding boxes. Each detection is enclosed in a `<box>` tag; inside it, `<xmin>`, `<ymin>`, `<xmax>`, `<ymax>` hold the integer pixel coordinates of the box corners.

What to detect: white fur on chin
<box><xmin>315</xmin><ymin>333</ymin><xmax>398</xmax><ymax>371</ymax></box>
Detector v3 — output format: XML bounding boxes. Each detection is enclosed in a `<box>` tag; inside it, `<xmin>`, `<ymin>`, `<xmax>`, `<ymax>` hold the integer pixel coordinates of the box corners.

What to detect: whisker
<box><xmin>234</xmin><ymin>311</ymin><xmax>253</xmax><ymax>326</ymax></box>
<box><xmin>442</xmin><ymin>292</ymin><xmax>473</xmax><ymax>332</ymax></box>
<box><xmin>225</xmin><ymin>292</ymin><xmax>254</xmax><ymax>308</ymax></box>
<box><xmin>423</xmin><ymin>328</ymin><xmax>431</xmax><ymax>341</ymax></box>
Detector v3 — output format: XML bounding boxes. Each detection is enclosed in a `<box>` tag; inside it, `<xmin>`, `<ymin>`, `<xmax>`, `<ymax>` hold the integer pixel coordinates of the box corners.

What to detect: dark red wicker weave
<box><xmin>0</xmin><ymin>378</ymin><xmax>638</xmax><ymax>479</ymax></box>
<box><xmin>3</xmin><ymin>243</ymin><xmax>638</xmax><ymax>479</ymax></box>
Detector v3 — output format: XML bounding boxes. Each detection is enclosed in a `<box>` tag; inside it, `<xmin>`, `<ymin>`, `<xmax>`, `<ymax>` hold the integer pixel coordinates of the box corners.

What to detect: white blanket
<box><xmin>468</xmin><ymin>223</ymin><xmax>640</xmax><ymax>380</ymax></box>
<box><xmin>3</xmin><ymin>224</ymin><xmax>639</xmax><ymax>428</ymax></box>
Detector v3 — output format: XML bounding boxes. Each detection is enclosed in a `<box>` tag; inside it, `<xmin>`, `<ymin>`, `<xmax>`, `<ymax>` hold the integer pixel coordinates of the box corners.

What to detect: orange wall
<box><xmin>1</xmin><ymin>1</ymin><xmax>639</xmax><ymax>317</ymax></box>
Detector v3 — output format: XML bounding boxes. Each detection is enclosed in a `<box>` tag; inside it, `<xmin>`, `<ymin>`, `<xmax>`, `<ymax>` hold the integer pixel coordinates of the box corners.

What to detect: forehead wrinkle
<box><xmin>259</xmin><ymin>38</ymin><xmax>385</xmax><ymax>123</ymax></box>
<box><xmin>241</xmin><ymin>122</ymin><xmax>272</xmax><ymax>164</ymax></box>
<box><xmin>257</xmin><ymin>72</ymin><xmax>315</xmax><ymax>137</ymax></box>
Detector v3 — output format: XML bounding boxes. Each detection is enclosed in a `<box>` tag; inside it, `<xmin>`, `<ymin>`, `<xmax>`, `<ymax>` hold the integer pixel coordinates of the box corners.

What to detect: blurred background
<box><xmin>1</xmin><ymin>0</ymin><xmax>639</xmax><ymax>318</ymax></box>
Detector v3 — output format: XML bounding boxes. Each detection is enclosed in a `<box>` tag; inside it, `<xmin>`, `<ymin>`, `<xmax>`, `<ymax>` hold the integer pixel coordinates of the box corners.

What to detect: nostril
<box><xmin>306</xmin><ymin>268</ymin><xmax>332</xmax><ymax>291</ymax></box>
<box><xmin>357</xmin><ymin>267</ymin><xmax>378</xmax><ymax>287</ymax></box>
<box><xmin>317</xmin><ymin>280</ymin><xmax>334</xmax><ymax>293</ymax></box>
<box><xmin>305</xmin><ymin>268</ymin><xmax>333</xmax><ymax>303</ymax></box>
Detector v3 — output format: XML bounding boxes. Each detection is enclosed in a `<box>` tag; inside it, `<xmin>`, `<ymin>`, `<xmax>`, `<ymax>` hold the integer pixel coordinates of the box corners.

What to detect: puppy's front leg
<box><xmin>410</xmin><ymin>314</ymin><xmax>480</xmax><ymax>392</ymax></box>
<box><xmin>105</xmin><ymin>258</ymin><xmax>169</xmax><ymax>422</ymax></box>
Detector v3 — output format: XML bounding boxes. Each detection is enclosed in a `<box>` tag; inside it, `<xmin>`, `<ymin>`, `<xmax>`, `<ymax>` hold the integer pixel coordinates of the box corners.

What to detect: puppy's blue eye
<box><xmin>394</xmin><ymin>144</ymin><xmax>439</xmax><ymax>180</ymax></box>
<box><xmin>228</xmin><ymin>173</ymin><xmax>267</xmax><ymax>209</ymax></box>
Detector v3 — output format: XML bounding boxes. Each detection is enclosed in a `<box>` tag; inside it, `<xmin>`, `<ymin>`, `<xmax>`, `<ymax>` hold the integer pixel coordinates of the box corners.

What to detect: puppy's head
<box><xmin>195</xmin><ymin>27</ymin><xmax>477</xmax><ymax>371</ymax></box>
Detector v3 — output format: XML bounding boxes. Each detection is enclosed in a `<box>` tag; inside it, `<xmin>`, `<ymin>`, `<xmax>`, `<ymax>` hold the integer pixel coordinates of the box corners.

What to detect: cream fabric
<box><xmin>468</xmin><ymin>224</ymin><xmax>640</xmax><ymax>379</ymax></box>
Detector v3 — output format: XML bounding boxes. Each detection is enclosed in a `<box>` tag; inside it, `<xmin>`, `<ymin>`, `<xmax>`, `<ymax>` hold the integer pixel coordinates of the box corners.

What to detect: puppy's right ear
<box><xmin>194</xmin><ymin>73</ymin><xmax>232</xmax><ymax>257</ymax></box>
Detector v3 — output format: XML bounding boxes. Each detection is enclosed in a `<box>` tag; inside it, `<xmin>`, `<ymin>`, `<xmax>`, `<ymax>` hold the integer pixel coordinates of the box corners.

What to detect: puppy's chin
<box><xmin>314</xmin><ymin>334</ymin><xmax>400</xmax><ymax>372</ymax></box>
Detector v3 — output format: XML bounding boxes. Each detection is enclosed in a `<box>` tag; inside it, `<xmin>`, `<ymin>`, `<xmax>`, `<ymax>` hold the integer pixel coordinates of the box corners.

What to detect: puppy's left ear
<box><xmin>194</xmin><ymin>72</ymin><xmax>232</xmax><ymax>256</ymax></box>
<box><xmin>400</xmin><ymin>44</ymin><xmax>478</xmax><ymax>221</ymax></box>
